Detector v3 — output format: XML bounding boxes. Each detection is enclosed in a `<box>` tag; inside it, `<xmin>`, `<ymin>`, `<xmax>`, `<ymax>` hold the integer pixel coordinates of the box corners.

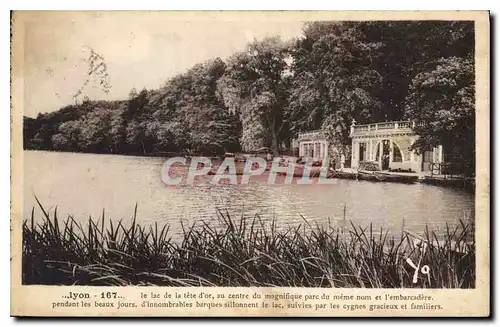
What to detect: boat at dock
<box><xmin>275</xmin><ymin>163</ymin><xmax>325</xmax><ymax>177</ymax></box>
<box><xmin>327</xmin><ymin>168</ymin><xmax>419</xmax><ymax>184</ymax></box>
<box><xmin>357</xmin><ymin>170</ymin><xmax>419</xmax><ymax>184</ymax></box>
<box><xmin>327</xmin><ymin>170</ymin><xmax>358</xmax><ymax>180</ymax></box>
<box><xmin>420</xmin><ymin>175</ymin><xmax>475</xmax><ymax>189</ymax></box>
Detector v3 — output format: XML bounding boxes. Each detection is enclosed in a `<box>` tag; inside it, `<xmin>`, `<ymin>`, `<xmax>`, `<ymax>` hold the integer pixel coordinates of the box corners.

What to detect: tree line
<box><xmin>23</xmin><ymin>21</ymin><xmax>475</xmax><ymax>174</ymax></box>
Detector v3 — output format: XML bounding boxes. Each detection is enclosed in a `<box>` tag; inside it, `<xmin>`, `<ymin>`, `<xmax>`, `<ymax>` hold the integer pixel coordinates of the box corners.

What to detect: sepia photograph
<box><xmin>10</xmin><ymin>10</ymin><xmax>490</xmax><ymax>317</ymax></box>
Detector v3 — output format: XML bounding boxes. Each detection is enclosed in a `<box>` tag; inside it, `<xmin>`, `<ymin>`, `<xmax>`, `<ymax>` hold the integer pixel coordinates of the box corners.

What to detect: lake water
<box><xmin>23</xmin><ymin>150</ymin><xmax>475</xmax><ymax>238</ymax></box>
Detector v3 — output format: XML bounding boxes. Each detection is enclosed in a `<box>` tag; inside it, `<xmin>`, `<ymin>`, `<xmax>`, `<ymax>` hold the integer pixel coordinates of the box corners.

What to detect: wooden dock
<box><xmin>328</xmin><ymin>168</ymin><xmax>420</xmax><ymax>183</ymax></box>
<box><xmin>328</xmin><ymin>168</ymin><xmax>474</xmax><ymax>190</ymax></box>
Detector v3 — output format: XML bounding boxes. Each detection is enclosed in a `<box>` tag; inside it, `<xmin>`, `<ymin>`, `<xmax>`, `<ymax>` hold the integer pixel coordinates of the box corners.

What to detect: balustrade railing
<box><xmin>351</xmin><ymin>121</ymin><xmax>414</xmax><ymax>134</ymax></box>
<box><xmin>298</xmin><ymin>121</ymin><xmax>415</xmax><ymax>139</ymax></box>
<box><xmin>297</xmin><ymin>130</ymin><xmax>323</xmax><ymax>139</ymax></box>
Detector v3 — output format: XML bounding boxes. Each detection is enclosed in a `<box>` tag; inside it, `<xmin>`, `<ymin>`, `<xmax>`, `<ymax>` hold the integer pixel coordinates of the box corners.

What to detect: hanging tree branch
<box><xmin>73</xmin><ymin>47</ymin><xmax>112</xmax><ymax>104</ymax></box>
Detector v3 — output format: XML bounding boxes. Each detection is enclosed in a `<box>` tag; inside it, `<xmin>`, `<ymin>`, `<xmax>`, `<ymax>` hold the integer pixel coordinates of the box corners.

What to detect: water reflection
<box><xmin>24</xmin><ymin>151</ymin><xmax>475</xmax><ymax>238</ymax></box>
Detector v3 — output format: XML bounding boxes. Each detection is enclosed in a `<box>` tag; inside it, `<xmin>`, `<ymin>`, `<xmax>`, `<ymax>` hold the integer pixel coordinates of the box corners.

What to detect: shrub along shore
<box><xmin>22</xmin><ymin>200</ymin><xmax>475</xmax><ymax>288</ymax></box>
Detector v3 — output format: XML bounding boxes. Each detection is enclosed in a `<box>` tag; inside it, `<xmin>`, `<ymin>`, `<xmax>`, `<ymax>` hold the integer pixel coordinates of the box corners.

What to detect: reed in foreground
<box><xmin>22</xmin><ymin>201</ymin><xmax>475</xmax><ymax>288</ymax></box>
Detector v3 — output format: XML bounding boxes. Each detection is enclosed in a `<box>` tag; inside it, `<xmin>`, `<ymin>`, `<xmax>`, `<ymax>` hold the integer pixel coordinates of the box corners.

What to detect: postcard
<box><xmin>10</xmin><ymin>10</ymin><xmax>490</xmax><ymax>317</ymax></box>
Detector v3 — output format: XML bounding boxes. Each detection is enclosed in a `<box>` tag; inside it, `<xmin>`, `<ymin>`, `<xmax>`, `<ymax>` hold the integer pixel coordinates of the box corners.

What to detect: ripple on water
<box><xmin>24</xmin><ymin>150</ymin><xmax>475</xmax><ymax>237</ymax></box>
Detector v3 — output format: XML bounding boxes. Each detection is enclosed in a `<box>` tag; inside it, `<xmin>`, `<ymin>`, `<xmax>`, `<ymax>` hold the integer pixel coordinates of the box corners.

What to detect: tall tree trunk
<box><xmin>271</xmin><ymin>132</ymin><xmax>279</xmax><ymax>154</ymax></box>
<box><xmin>271</xmin><ymin>117</ymin><xmax>280</xmax><ymax>154</ymax></box>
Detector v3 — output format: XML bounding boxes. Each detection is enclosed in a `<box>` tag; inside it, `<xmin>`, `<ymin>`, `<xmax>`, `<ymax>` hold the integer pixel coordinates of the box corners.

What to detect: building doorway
<box><xmin>422</xmin><ymin>150</ymin><xmax>433</xmax><ymax>172</ymax></box>
<box><xmin>381</xmin><ymin>140</ymin><xmax>390</xmax><ymax>170</ymax></box>
<box><xmin>374</xmin><ymin>140</ymin><xmax>391</xmax><ymax>170</ymax></box>
<box><xmin>359</xmin><ymin>142</ymin><xmax>366</xmax><ymax>162</ymax></box>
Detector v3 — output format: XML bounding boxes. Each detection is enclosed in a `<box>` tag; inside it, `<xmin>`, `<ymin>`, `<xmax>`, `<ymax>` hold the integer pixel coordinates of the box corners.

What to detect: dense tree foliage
<box><xmin>288</xmin><ymin>22</ymin><xmax>383</xmax><ymax>157</ymax></box>
<box><xmin>24</xmin><ymin>21</ymin><xmax>474</xmax><ymax>174</ymax></box>
<box><xmin>217</xmin><ymin>37</ymin><xmax>291</xmax><ymax>152</ymax></box>
<box><xmin>360</xmin><ymin>21</ymin><xmax>474</xmax><ymax>120</ymax></box>
<box><xmin>405</xmin><ymin>57</ymin><xmax>475</xmax><ymax>175</ymax></box>
<box><xmin>25</xmin><ymin>59</ymin><xmax>241</xmax><ymax>156</ymax></box>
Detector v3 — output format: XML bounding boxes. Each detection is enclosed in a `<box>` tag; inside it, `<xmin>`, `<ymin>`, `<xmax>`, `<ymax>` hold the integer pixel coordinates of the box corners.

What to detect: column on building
<box><xmin>410</xmin><ymin>139</ymin><xmax>416</xmax><ymax>163</ymax></box>
<box><xmin>365</xmin><ymin>139</ymin><xmax>369</xmax><ymax>162</ymax></box>
<box><xmin>378</xmin><ymin>141</ymin><xmax>383</xmax><ymax>170</ymax></box>
<box><xmin>351</xmin><ymin>139</ymin><xmax>357</xmax><ymax>168</ymax></box>
<box><xmin>369</xmin><ymin>140</ymin><xmax>373</xmax><ymax>161</ymax></box>
<box><xmin>432</xmin><ymin>145</ymin><xmax>445</xmax><ymax>164</ymax></box>
<box><xmin>438</xmin><ymin>145</ymin><xmax>443</xmax><ymax>163</ymax></box>
<box><xmin>389</xmin><ymin>139</ymin><xmax>394</xmax><ymax>165</ymax></box>
<box><xmin>324</xmin><ymin>141</ymin><xmax>328</xmax><ymax>159</ymax></box>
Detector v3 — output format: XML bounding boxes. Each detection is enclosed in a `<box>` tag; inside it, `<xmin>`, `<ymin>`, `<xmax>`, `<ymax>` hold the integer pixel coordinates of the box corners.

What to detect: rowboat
<box><xmin>275</xmin><ymin>160</ymin><xmax>326</xmax><ymax>178</ymax></box>
<box><xmin>356</xmin><ymin>170</ymin><xmax>379</xmax><ymax>182</ymax></box>
<box><xmin>327</xmin><ymin>170</ymin><xmax>358</xmax><ymax>180</ymax></box>
<box><xmin>357</xmin><ymin>170</ymin><xmax>418</xmax><ymax>184</ymax></box>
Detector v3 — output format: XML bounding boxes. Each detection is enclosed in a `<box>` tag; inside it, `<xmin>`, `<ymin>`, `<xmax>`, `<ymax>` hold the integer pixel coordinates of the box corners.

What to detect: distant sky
<box><xmin>19</xmin><ymin>12</ymin><xmax>305</xmax><ymax>117</ymax></box>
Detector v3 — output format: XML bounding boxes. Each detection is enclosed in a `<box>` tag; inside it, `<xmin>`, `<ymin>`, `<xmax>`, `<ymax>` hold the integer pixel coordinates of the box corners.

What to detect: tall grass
<box><xmin>22</xmin><ymin>199</ymin><xmax>475</xmax><ymax>288</ymax></box>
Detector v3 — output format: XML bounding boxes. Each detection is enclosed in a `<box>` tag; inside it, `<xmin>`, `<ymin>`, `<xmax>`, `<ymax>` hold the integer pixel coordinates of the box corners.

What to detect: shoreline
<box><xmin>23</xmin><ymin>149</ymin><xmax>475</xmax><ymax>191</ymax></box>
<box><xmin>22</xmin><ymin>202</ymin><xmax>475</xmax><ymax>288</ymax></box>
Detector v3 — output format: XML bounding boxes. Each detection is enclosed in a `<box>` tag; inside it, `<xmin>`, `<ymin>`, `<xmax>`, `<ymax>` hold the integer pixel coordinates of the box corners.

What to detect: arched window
<box><xmin>392</xmin><ymin>142</ymin><xmax>403</xmax><ymax>162</ymax></box>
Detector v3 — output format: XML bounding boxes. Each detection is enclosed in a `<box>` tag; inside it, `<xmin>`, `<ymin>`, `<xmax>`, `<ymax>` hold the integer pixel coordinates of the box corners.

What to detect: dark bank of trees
<box><xmin>24</xmin><ymin>21</ymin><xmax>475</xmax><ymax>174</ymax></box>
<box><xmin>24</xmin><ymin>58</ymin><xmax>241</xmax><ymax>156</ymax></box>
